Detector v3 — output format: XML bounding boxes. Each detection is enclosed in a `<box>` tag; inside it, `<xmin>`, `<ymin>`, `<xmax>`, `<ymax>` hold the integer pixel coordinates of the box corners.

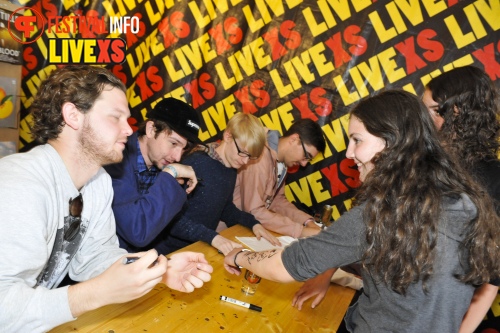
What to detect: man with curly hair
<box><xmin>0</xmin><ymin>65</ymin><xmax>212</xmax><ymax>332</ymax></box>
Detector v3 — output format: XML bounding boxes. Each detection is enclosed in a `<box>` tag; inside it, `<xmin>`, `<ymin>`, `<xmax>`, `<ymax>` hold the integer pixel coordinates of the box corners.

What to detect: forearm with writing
<box><xmin>237</xmin><ymin>249</ymin><xmax>295</xmax><ymax>283</ymax></box>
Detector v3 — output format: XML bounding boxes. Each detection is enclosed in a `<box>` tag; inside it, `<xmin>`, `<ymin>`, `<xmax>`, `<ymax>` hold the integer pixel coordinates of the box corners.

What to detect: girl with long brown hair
<box><xmin>224</xmin><ymin>90</ymin><xmax>500</xmax><ymax>332</ymax></box>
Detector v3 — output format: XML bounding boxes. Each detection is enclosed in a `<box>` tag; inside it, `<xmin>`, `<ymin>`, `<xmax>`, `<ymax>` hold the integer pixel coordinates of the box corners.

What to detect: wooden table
<box><xmin>50</xmin><ymin>225</ymin><xmax>355</xmax><ymax>333</ymax></box>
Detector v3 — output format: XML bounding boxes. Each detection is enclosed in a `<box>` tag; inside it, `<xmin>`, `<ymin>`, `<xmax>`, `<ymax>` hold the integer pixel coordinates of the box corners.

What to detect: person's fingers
<box><xmin>223</xmin><ymin>263</ymin><xmax>241</xmax><ymax>275</ymax></box>
<box><xmin>185</xmin><ymin>273</ymin><xmax>205</xmax><ymax>289</ymax></box>
<box><xmin>181</xmin><ymin>277</ymin><xmax>195</xmax><ymax>293</ymax></box>
<box><xmin>295</xmin><ymin>296</ymin><xmax>305</xmax><ymax>310</ymax></box>
<box><xmin>190</xmin><ymin>267</ymin><xmax>212</xmax><ymax>282</ymax></box>
<box><xmin>270</xmin><ymin>236</ymin><xmax>281</xmax><ymax>246</ymax></box>
<box><xmin>195</xmin><ymin>262</ymin><xmax>214</xmax><ymax>274</ymax></box>
<box><xmin>311</xmin><ymin>294</ymin><xmax>324</xmax><ymax>309</ymax></box>
<box><xmin>185</xmin><ymin>178</ymin><xmax>197</xmax><ymax>193</ymax></box>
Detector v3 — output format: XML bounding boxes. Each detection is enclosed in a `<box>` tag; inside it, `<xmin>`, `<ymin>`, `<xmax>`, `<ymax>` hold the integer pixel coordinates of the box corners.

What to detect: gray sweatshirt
<box><xmin>0</xmin><ymin>144</ymin><xmax>126</xmax><ymax>332</ymax></box>
<box><xmin>282</xmin><ymin>194</ymin><xmax>477</xmax><ymax>332</ymax></box>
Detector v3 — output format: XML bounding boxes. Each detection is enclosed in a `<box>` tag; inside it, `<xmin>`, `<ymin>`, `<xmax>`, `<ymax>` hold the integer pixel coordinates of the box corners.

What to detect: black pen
<box><xmin>123</xmin><ymin>256</ymin><xmax>161</xmax><ymax>265</ymax></box>
<box><xmin>220</xmin><ymin>295</ymin><xmax>262</xmax><ymax>312</ymax></box>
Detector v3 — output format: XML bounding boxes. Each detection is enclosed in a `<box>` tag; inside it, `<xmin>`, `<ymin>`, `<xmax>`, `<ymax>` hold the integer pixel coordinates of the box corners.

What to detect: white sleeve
<box><xmin>0</xmin><ymin>181</ymin><xmax>75</xmax><ymax>331</ymax></box>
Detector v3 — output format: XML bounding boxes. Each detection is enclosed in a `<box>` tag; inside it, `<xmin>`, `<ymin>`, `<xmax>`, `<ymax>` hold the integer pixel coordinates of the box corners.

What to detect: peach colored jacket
<box><xmin>233</xmin><ymin>136</ymin><xmax>311</xmax><ymax>238</ymax></box>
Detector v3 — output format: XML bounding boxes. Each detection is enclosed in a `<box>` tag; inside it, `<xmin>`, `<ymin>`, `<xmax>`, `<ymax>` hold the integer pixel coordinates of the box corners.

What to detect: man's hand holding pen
<box><xmin>123</xmin><ymin>250</ymin><xmax>213</xmax><ymax>293</ymax></box>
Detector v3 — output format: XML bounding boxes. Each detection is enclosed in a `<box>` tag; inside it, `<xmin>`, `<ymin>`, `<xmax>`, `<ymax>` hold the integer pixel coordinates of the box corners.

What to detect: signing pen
<box><xmin>123</xmin><ymin>256</ymin><xmax>161</xmax><ymax>265</ymax></box>
<box><xmin>220</xmin><ymin>295</ymin><xmax>262</xmax><ymax>312</ymax></box>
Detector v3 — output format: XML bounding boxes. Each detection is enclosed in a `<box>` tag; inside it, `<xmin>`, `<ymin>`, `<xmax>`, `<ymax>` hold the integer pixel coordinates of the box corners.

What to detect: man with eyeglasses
<box><xmin>233</xmin><ymin>118</ymin><xmax>326</xmax><ymax>238</ymax></box>
<box><xmin>104</xmin><ymin>97</ymin><xmax>204</xmax><ymax>253</ymax></box>
<box><xmin>233</xmin><ymin>118</ymin><xmax>362</xmax><ymax>311</ymax></box>
<box><xmin>157</xmin><ymin>113</ymin><xmax>280</xmax><ymax>255</ymax></box>
<box><xmin>0</xmin><ymin>66</ymin><xmax>212</xmax><ymax>332</ymax></box>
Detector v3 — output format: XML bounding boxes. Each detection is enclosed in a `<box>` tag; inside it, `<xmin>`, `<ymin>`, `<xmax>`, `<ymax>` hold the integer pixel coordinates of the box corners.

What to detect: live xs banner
<box><xmin>12</xmin><ymin>0</ymin><xmax>500</xmax><ymax>223</ymax></box>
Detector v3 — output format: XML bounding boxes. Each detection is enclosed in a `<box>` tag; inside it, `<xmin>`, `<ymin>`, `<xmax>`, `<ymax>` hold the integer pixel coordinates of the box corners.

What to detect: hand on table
<box><xmin>211</xmin><ymin>234</ymin><xmax>242</xmax><ymax>255</ymax></box>
<box><xmin>292</xmin><ymin>268</ymin><xmax>337</xmax><ymax>310</ymax></box>
<box><xmin>163</xmin><ymin>163</ymin><xmax>198</xmax><ymax>194</ymax></box>
<box><xmin>162</xmin><ymin>251</ymin><xmax>213</xmax><ymax>293</ymax></box>
<box><xmin>68</xmin><ymin>249</ymin><xmax>167</xmax><ymax>317</ymax></box>
<box><xmin>252</xmin><ymin>224</ymin><xmax>281</xmax><ymax>247</ymax></box>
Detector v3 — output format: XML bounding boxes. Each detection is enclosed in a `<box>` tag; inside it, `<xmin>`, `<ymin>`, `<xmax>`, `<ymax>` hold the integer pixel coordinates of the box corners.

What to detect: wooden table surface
<box><xmin>50</xmin><ymin>225</ymin><xmax>355</xmax><ymax>333</ymax></box>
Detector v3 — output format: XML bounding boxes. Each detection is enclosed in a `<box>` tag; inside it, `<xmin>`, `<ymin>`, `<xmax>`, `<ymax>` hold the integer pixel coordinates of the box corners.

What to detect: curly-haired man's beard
<box><xmin>79</xmin><ymin>119</ymin><xmax>124</xmax><ymax>166</ymax></box>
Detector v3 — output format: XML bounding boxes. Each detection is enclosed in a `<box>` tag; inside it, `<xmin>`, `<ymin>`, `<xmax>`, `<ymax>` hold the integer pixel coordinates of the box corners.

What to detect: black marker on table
<box><xmin>220</xmin><ymin>295</ymin><xmax>262</xmax><ymax>312</ymax></box>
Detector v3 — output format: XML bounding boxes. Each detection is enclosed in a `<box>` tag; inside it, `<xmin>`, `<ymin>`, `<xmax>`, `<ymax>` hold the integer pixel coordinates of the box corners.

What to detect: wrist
<box><xmin>233</xmin><ymin>249</ymin><xmax>251</xmax><ymax>268</ymax></box>
<box><xmin>68</xmin><ymin>281</ymin><xmax>101</xmax><ymax>318</ymax></box>
<box><xmin>164</xmin><ymin>165</ymin><xmax>178</xmax><ymax>178</ymax></box>
<box><xmin>303</xmin><ymin>218</ymin><xmax>314</xmax><ymax>227</ymax></box>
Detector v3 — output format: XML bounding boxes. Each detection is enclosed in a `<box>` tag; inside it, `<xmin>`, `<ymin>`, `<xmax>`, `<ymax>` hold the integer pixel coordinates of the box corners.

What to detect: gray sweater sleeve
<box><xmin>282</xmin><ymin>205</ymin><xmax>365</xmax><ymax>281</ymax></box>
<box><xmin>0</xmin><ymin>169</ymin><xmax>75</xmax><ymax>331</ymax></box>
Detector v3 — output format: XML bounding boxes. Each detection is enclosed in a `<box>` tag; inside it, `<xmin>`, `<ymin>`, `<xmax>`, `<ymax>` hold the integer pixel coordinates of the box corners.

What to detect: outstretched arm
<box><xmin>224</xmin><ymin>248</ymin><xmax>294</xmax><ymax>283</ymax></box>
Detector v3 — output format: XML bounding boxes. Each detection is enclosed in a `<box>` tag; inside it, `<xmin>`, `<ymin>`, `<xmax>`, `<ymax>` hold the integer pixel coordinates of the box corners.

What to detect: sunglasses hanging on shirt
<box><xmin>64</xmin><ymin>193</ymin><xmax>83</xmax><ymax>241</ymax></box>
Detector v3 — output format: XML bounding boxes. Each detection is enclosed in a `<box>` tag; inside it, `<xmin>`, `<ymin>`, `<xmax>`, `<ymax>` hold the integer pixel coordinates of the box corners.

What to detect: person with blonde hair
<box><xmin>161</xmin><ymin>112</ymin><xmax>280</xmax><ymax>255</ymax></box>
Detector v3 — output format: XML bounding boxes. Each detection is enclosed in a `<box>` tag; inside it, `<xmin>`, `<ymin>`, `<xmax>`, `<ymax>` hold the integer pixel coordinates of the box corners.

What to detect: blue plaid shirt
<box><xmin>135</xmin><ymin>138</ymin><xmax>161</xmax><ymax>194</ymax></box>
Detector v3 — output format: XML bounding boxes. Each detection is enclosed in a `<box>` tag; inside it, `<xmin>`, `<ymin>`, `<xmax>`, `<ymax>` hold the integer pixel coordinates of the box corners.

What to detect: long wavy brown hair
<box><xmin>30</xmin><ymin>65</ymin><xmax>126</xmax><ymax>143</ymax></box>
<box><xmin>351</xmin><ymin>90</ymin><xmax>500</xmax><ymax>295</ymax></box>
<box><xmin>426</xmin><ymin>65</ymin><xmax>500</xmax><ymax>168</ymax></box>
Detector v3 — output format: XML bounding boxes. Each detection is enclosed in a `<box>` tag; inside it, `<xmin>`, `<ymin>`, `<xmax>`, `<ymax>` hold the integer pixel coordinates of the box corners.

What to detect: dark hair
<box><xmin>137</xmin><ymin>119</ymin><xmax>173</xmax><ymax>138</ymax></box>
<box><xmin>426</xmin><ymin>66</ymin><xmax>500</xmax><ymax>167</ymax></box>
<box><xmin>30</xmin><ymin>65</ymin><xmax>126</xmax><ymax>143</ymax></box>
<box><xmin>137</xmin><ymin>119</ymin><xmax>198</xmax><ymax>153</ymax></box>
<box><xmin>351</xmin><ymin>90</ymin><xmax>499</xmax><ymax>294</ymax></box>
<box><xmin>283</xmin><ymin>119</ymin><xmax>326</xmax><ymax>153</ymax></box>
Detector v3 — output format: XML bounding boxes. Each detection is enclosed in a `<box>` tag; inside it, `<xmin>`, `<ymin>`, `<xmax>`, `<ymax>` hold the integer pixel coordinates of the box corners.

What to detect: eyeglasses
<box><xmin>299</xmin><ymin>137</ymin><xmax>313</xmax><ymax>161</ymax></box>
<box><xmin>64</xmin><ymin>193</ymin><xmax>83</xmax><ymax>241</ymax></box>
<box><xmin>234</xmin><ymin>139</ymin><xmax>258</xmax><ymax>160</ymax></box>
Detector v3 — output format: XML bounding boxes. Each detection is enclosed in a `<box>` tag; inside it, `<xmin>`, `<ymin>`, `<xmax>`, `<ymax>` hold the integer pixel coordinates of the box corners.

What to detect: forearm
<box><xmin>234</xmin><ymin>249</ymin><xmax>295</xmax><ymax>283</ymax></box>
<box><xmin>113</xmin><ymin>176</ymin><xmax>187</xmax><ymax>247</ymax></box>
<box><xmin>459</xmin><ymin>283</ymin><xmax>498</xmax><ymax>333</ymax></box>
<box><xmin>68</xmin><ymin>280</ymin><xmax>103</xmax><ymax>317</ymax></box>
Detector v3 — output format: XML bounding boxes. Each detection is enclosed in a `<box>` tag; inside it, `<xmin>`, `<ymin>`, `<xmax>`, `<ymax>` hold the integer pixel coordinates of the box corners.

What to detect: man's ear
<box><xmin>223</xmin><ymin>130</ymin><xmax>232</xmax><ymax>141</ymax></box>
<box><xmin>61</xmin><ymin>102</ymin><xmax>82</xmax><ymax>130</ymax></box>
<box><xmin>145</xmin><ymin>121</ymin><xmax>156</xmax><ymax>138</ymax></box>
<box><xmin>290</xmin><ymin>133</ymin><xmax>300</xmax><ymax>144</ymax></box>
